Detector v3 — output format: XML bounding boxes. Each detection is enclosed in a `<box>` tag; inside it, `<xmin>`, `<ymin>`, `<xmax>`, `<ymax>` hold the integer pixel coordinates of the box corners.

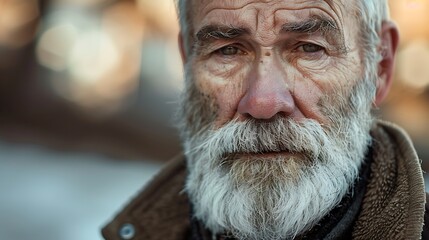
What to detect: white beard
<box><xmin>179</xmin><ymin>67</ymin><xmax>376</xmax><ymax>240</ymax></box>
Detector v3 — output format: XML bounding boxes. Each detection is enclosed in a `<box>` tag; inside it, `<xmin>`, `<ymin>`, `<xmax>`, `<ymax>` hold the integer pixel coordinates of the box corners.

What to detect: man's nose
<box><xmin>237</xmin><ymin>56</ymin><xmax>295</xmax><ymax>120</ymax></box>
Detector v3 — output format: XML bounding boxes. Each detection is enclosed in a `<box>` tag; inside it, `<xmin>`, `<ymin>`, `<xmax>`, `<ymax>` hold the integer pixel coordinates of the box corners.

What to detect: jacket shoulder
<box><xmin>422</xmin><ymin>192</ymin><xmax>429</xmax><ymax>239</ymax></box>
<box><xmin>101</xmin><ymin>154</ymin><xmax>190</xmax><ymax>240</ymax></box>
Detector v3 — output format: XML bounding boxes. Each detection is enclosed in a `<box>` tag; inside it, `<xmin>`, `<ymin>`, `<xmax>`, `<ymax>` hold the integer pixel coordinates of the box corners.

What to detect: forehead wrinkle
<box><xmin>254</xmin><ymin>8</ymin><xmax>277</xmax><ymax>45</ymax></box>
<box><xmin>319</xmin><ymin>0</ymin><xmax>348</xmax><ymax>30</ymax></box>
<box><xmin>200</xmin><ymin>0</ymin><xmax>258</xmax><ymax>17</ymax></box>
<box><xmin>196</xmin><ymin>0</ymin><xmax>345</xmax><ymax>23</ymax></box>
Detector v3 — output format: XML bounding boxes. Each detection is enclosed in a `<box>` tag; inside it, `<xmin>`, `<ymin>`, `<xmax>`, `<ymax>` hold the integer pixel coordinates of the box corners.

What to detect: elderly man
<box><xmin>102</xmin><ymin>0</ymin><xmax>428</xmax><ymax>239</ymax></box>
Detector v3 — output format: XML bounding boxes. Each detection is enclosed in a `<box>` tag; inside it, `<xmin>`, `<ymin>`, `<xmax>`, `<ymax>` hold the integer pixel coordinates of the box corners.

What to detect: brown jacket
<box><xmin>102</xmin><ymin>121</ymin><xmax>426</xmax><ymax>240</ymax></box>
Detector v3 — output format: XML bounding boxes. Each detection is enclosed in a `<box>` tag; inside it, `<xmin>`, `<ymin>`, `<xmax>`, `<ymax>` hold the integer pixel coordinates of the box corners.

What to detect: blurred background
<box><xmin>0</xmin><ymin>0</ymin><xmax>427</xmax><ymax>239</ymax></box>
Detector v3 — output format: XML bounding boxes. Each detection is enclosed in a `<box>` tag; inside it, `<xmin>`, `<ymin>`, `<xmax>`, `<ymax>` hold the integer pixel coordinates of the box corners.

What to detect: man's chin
<box><xmin>225</xmin><ymin>155</ymin><xmax>309</xmax><ymax>186</ymax></box>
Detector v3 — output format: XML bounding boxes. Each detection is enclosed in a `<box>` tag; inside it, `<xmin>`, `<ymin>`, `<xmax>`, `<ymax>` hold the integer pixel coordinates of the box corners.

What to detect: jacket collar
<box><xmin>351</xmin><ymin>121</ymin><xmax>425</xmax><ymax>239</ymax></box>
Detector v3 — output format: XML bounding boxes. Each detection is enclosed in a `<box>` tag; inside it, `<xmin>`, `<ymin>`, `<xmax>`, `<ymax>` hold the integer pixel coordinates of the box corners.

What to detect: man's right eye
<box><xmin>217</xmin><ymin>46</ymin><xmax>240</xmax><ymax>56</ymax></box>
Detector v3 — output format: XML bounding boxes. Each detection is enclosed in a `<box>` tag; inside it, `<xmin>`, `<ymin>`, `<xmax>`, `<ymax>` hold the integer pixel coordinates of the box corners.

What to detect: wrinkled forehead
<box><xmin>190</xmin><ymin>0</ymin><xmax>355</xmax><ymax>31</ymax></box>
<box><xmin>186</xmin><ymin>0</ymin><xmax>361</xmax><ymax>50</ymax></box>
<box><xmin>193</xmin><ymin>0</ymin><xmax>351</xmax><ymax>12</ymax></box>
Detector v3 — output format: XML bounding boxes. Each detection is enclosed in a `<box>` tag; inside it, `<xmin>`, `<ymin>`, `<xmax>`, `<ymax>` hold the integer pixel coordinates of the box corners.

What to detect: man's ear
<box><xmin>178</xmin><ymin>32</ymin><xmax>187</xmax><ymax>64</ymax></box>
<box><xmin>374</xmin><ymin>21</ymin><xmax>400</xmax><ymax>106</ymax></box>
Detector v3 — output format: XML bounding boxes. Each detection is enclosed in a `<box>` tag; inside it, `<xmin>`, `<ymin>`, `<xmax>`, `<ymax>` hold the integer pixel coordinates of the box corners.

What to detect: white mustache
<box><xmin>188</xmin><ymin>116</ymin><xmax>334</xmax><ymax>164</ymax></box>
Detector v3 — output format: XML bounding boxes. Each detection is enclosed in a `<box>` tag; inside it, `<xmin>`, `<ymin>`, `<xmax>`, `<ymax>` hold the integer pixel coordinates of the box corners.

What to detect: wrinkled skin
<box><xmin>187</xmin><ymin>0</ymin><xmax>363</xmax><ymax>131</ymax></box>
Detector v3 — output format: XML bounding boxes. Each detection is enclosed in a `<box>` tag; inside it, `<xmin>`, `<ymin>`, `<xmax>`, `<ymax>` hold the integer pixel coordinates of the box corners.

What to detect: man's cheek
<box><xmin>194</xmin><ymin>77</ymin><xmax>246</xmax><ymax>127</ymax></box>
<box><xmin>290</xmin><ymin>82</ymin><xmax>326</xmax><ymax>123</ymax></box>
<box><xmin>215</xmin><ymin>75</ymin><xmax>252</xmax><ymax>122</ymax></box>
<box><xmin>182</xmin><ymin>80</ymin><xmax>219</xmax><ymax>134</ymax></box>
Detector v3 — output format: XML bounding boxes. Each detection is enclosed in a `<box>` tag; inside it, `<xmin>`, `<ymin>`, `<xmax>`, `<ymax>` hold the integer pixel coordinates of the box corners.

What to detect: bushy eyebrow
<box><xmin>193</xmin><ymin>25</ymin><xmax>250</xmax><ymax>54</ymax></box>
<box><xmin>281</xmin><ymin>16</ymin><xmax>338</xmax><ymax>34</ymax></box>
<box><xmin>195</xmin><ymin>25</ymin><xmax>250</xmax><ymax>41</ymax></box>
<box><xmin>281</xmin><ymin>15</ymin><xmax>347</xmax><ymax>53</ymax></box>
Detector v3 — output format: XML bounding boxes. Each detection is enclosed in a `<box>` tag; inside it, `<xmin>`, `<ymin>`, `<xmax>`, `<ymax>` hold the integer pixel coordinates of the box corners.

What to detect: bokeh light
<box><xmin>36</xmin><ymin>24</ymin><xmax>78</xmax><ymax>71</ymax></box>
<box><xmin>35</xmin><ymin>1</ymin><xmax>149</xmax><ymax>112</ymax></box>
<box><xmin>0</xmin><ymin>0</ymin><xmax>40</xmax><ymax>48</ymax></box>
<box><xmin>390</xmin><ymin>0</ymin><xmax>429</xmax><ymax>43</ymax></box>
<box><xmin>397</xmin><ymin>40</ymin><xmax>429</xmax><ymax>90</ymax></box>
<box><xmin>390</xmin><ymin>0</ymin><xmax>429</xmax><ymax>90</ymax></box>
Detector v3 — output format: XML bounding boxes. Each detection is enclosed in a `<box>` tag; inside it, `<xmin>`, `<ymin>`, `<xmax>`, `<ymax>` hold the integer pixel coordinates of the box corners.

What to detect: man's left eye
<box><xmin>217</xmin><ymin>46</ymin><xmax>241</xmax><ymax>56</ymax></box>
<box><xmin>299</xmin><ymin>43</ymin><xmax>324</xmax><ymax>53</ymax></box>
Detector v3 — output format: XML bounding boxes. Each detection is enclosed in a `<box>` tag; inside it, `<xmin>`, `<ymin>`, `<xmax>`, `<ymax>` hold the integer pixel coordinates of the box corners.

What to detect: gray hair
<box><xmin>354</xmin><ymin>1</ymin><xmax>390</xmax><ymax>95</ymax></box>
<box><xmin>175</xmin><ymin>0</ymin><xmax>192</xmax><ymax>55</ymax></box>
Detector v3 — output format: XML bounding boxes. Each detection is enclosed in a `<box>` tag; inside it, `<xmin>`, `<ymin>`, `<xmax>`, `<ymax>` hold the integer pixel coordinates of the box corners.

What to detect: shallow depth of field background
<box><xmin>0</xmin><ymin>0</ymin><xmax>428</xmax><ymax>239</ymax></box>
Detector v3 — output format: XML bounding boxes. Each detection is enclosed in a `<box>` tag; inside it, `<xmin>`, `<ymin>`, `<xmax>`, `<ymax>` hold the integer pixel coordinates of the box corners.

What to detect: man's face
<box><xmin>178</xmin><ymin>1</ymin><xmax>376</xmax><ymax>239</ymax></box>
<box><xmin>188</xmin><ymin>0</ymin><xmax>363</xmax><ymax>129</ymax></box>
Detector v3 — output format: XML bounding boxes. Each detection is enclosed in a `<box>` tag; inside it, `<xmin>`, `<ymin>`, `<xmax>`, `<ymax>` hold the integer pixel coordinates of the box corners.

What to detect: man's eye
<box><xmin>218</xmin><ymin>46</ymin><xmax>240</xmax><ymax>55</ymax></box>
<box><xmin>299</xmin><ymin>43</ymin><xmax>324</xmax><ymax>53</ymax></box>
